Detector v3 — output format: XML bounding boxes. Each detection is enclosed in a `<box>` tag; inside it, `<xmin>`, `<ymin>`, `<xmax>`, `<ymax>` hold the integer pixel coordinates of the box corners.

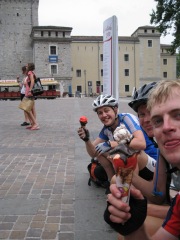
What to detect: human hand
<box><xmin>27</xmin><ymin>90</ymin><xmax>33</xmax><ymax>97</ymax></box>
<box><xmin>107</xmin><ymin>184</ymin><xmax>131</xmax><ymax>223</ymax></box>
<box><xmin>77</xmin><ymin>127</ymin><xmax>90</xmax><ymax>142</ymax></box>
<box><xmin>104</xmin><ymin>184</ymin><xmax>147</xmax><ymax>235</ymax></box>
<box><xmin>95</xmin><ymin>141</ymin><xmax>111</xmax><ymax>154</ymax></box>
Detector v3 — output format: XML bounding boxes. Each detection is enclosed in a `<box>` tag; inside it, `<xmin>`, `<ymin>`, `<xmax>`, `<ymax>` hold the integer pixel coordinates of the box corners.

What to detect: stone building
<box><xmin>0</xmin><ymin>0</ymin><xmax>177</xmax><ymax>97</ymax></box>
<box><xmin>31</xmin><ymin>26</ymin><xmax>72</xmax><ymax>94</ymax></box>
<box><xmin>71</xmin><ymin>29</ymin><xmax>176</xmax><ymax>97</ymax></box>
<box><xmin>0</xmin><ymin>0</ymin><xmax>39</xmax><ymax>79</ymax></box>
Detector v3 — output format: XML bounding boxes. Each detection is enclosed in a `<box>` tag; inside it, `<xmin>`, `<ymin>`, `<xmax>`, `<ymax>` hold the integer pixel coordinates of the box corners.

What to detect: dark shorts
<box><xmin>21</xmin><ymin>93</ymin><xmax>25</xmax><ymax>101</ymax></box>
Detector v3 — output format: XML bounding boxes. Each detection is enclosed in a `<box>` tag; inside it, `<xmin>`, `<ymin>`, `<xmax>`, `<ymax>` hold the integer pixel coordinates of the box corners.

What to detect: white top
<box><xmin>20</xmin><ymin>76</ymin><xmax>28</xmax><ymax>94</ymax></box>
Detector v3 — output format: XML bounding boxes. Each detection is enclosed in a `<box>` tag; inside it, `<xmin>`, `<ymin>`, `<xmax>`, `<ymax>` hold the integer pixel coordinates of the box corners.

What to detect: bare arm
<box><xmin>147</xmin><ymin>204</ymin><xmax>169</xmax><ymax>219</ymax></box>
<box><xmin>129</xmin><ymin>130</ymin><xmax>146</xmax><ymax>150</ymax></box>
<box><xmin>85</xmin><ymin>137</ymin><xmax>103</xmax><ymax>158</ymax></box>
<box><xmin>132</xmin><ymin>154</ymin><xmax>167</xmax><ymax>204</ymax></box>
<box><xmin>77</xmin><ymin>127</ymin><xmax>104</xmax><ymax>158</ymax></box>
<box><xmin>29</xmin><ymin>73</ymin><xmax>34</xmax><ymax>90</ymax></box>
<box><xmin>124</xmin><ymin>225</ymin><xmax>177</xmax><ymax>240</ymax></box>
<box><xmin>109</xmin><ymin>129</ymin><xmax>146</xmax><ymax>151</ymax></box>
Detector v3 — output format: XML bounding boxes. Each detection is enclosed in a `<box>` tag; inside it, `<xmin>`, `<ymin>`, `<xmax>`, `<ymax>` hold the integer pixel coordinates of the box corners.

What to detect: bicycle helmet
<box><xmin>128</xmin><ymin>82</ymin><xmax>157</xmax><ymax>112</ymax></box>
<box><xmin>92</xmin><ymin>95</ymin><xmax>118</xmax><ymax>112</ymax></box>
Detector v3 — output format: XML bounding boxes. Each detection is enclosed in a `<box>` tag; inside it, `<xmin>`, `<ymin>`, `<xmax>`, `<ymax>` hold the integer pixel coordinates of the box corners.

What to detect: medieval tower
<box><xmin>0</xmin><ymin>0</ymin><xmax>39</xmax><ymax>79</ymax></box>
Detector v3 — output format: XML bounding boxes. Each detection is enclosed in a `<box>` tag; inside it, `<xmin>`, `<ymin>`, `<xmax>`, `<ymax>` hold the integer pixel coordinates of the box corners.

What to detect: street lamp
<box><xmin>84</xmin><ymin>70</ymin><xmax>87</xmax><ymax>97</ymax></box>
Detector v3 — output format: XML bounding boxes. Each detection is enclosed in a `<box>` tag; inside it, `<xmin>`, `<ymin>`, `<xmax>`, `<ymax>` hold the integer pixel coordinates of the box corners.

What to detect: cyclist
<box><xmin>78</xmin><ymin>94</ymin><xmax>157</xmax><ymax>183</ymax></box>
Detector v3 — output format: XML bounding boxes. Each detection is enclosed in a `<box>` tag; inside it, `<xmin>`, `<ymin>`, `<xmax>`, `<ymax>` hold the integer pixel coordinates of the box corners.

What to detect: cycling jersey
<box><xmin>99</xmin><ymin>113</ymin><xmax>158</xmax><ymax>161</ymax></box>
<box><xmin>162</xmin><ymin>192</ymin><xmax>180</xmax><ymax>238</ymax></box>
<box><xmin>142</xmin><ymin>129</ymin><xmax>158</xmax><ymax>160</ymax></box>
<box><xmin>99</xmin><ymin>113</ymin><xmax>141</xmax><ymax>141</ymax></box>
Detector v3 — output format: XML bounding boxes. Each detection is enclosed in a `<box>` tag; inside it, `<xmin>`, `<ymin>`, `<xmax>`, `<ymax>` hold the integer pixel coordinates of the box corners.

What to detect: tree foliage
<box><xmin>177</xmin><ymin>48</ymin><xmax>180</xmax><ymax>78</ymax></box>
<box><xmin>150</xmin><ymin>0</ymin><xmax>180</xmax><ymax>54</ymax></box>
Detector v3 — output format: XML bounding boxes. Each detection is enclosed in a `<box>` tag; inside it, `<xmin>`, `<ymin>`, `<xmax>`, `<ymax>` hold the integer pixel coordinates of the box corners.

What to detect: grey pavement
<box><xmin>0</xmin><ymin>97</ymin><xmax>133</xmax><ymax>240</ymax></box>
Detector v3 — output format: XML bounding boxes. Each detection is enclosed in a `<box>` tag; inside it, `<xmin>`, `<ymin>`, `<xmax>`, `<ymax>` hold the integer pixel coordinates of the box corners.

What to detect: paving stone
<box><xmin>26</xmin><ymin>228</ymin><xmax>42</xmax><ymax>237</ymax></box>
<box><xmin>0</xmin><ymin>222</ymin><xmax>14</xmax><ymax>230</ymax></box>
<box><xmin>41</xmin><ymin>230</ymin><xmax>57</xmax><ymax>239</ymax></box>
<box><xmin>9</xmin><ymin>230</ymin><xmax>26</xmax><ymax>239</ymax></box>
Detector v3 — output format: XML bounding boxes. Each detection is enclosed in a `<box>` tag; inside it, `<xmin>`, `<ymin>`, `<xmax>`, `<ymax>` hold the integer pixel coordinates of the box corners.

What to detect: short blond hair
<box><xmin>147</xmin><ymin>79</ymin><xmax>180</xmax><ymax>112</ymax></box>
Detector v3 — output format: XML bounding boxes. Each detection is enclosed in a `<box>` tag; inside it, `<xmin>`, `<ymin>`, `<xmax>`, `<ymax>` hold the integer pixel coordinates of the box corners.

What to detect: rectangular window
<box><xmin>125</xmin><ymin>85</ymin><xmax>129</xmax><ymax>92</ymax></box>
<box><xmin>100</xmin><ymin>54</ymin><xmax>103</xmax><ymax>61</ymax></box>
<box><xmin>51</xmin><ymin>65</ymin><xmax>57</xmax><ymax>74</ymax></box>
<box><xmin>124</xmin><ymin>54</ymin><xmax>129</xmax><ymax>61</ymax></box>
<box><xmin>48</xmin><ymin>31</ymin><xmax>51</xmax><ymax>36</ymax></box>
<box><xmin>96</xmin><ymin>81</ymin><xmax>100</xmax><ymax>86</ymax></box>
<box><xmin>124</xmin><ymin>69</ymin><xmax>129</xmax><ymax>76</ymax></box>
<box><xmin>76</xmin><ymin>70</ymin><xmax>81</xmax><ymax>77</ymax></box>
<box><xmin>41</xmin><ymin>31</ymin><xmax>44</xmax><ymax>36</ymax></box>
<box><xmin>148</xmin><ymin>40</ymin><xmax>152</xmax><ymax>47</ymax></box>
<box><xmin>101</xmin><ymin>69</ymin><xmax>103</xmax><ymax>76</ymax></box>
<box><xmin>50</xmin><ymin>46</ymin><xmax>56</xmax><ymax>55</ymax></box>
<box><xmin>77</xmin><ymin>86</ymin><xmax>82</xmax><ymax>92</ymax></box>
<box><xmin>163</xmin><ymin>59</ymin><xmax>167</xmax><ymax>65</ymax></box>
<box><xmin>163</xmin><ymin>72</ymin><xmax>167</xmax><ymax>78</ymax></box>
<box><xmin>55</xmin><ymin>32</ymin><xmax>58</xmax><ymax>37</ymax></box>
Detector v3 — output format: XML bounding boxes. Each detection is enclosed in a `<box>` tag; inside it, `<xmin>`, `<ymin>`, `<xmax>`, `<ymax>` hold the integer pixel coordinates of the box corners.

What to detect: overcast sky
<box><xmin>38</xmin><ymin>0</ymin><xmax>174</xmax><ymax>44</ymax></box>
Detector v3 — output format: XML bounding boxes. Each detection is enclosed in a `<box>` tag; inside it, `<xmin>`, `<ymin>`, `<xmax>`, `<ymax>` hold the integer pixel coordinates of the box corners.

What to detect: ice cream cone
<box><xmin>113</xmin><ymin>153</ymin><xmax>137</xmax><ymax>204</ymax></box>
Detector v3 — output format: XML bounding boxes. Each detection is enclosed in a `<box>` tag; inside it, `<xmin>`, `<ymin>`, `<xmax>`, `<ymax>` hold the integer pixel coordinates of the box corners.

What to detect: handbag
<box><xmin>31</xmin><ymin>78</ymin><xmax>44</xmax><ymax>96</ymax></box>
<box><xmin>18</xmin><ymin>97</ymin><xmax>34</xmax><ymax>112</ymax></box>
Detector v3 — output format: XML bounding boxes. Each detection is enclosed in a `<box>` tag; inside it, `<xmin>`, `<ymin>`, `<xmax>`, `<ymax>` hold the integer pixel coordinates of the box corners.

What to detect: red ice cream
<box><xmin>79</xmin><ymin>116</ymin><xmax>88</xmax><ymax>127</ymax></box>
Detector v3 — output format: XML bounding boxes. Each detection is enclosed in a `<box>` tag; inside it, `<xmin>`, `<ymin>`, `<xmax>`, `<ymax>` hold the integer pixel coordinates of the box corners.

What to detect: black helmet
<box><xmin>128</xmin><ymin>82</ymin><xmax>157</xmax><ymax>112</ymax></box>
<box><xmin>92</xmin><ymin>95</ymin><xmax>118</xmax><ymax>112</ymax></box>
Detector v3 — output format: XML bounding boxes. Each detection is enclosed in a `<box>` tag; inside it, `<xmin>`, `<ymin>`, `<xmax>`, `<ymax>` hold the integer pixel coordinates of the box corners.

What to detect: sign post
<box><xmin>103</xmin><ymin>16</ymin><xmax>119</xmax><ymax>100</ymax></box>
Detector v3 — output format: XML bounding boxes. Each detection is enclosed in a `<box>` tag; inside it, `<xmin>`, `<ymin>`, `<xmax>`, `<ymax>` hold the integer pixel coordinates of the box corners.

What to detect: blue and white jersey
<box><xmin>99</xmin><ymin>113</ymin><xmax>141</xmax><ymax>141</ymax></box>
<box><xmin>99</xmin><ymin>113</ymin><xmax>158</xmax><ymax>160</ymax></box>
<box><xmin>142</xmin><ymin>129</ymin><xmax>158</xmax><ymax>160</ymax></box>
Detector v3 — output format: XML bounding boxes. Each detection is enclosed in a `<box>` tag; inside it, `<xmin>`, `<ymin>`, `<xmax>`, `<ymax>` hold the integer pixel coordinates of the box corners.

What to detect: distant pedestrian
<box><xmin>17</xmin><ymin>66</ymin><xmax>30</xmax><ymax>126</ymax></box>
<box><xmin>25</xmin><ymin>63</ymin><xmax>39</xmax><ymax>130</ymax></box>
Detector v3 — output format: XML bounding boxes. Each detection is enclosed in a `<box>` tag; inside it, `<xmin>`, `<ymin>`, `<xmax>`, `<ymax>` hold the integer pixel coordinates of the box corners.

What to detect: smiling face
<box><xmin>96</xmin><ymin>106</ymin><xmax>118</xmax><ymax>127</ymax></box>
<box><xmin>150</xmin><ymin>90</ymin><xmax>180</xmax><ymax>168</ymax></box>
<box><xmin>138</xmin><ymin>104</ymin><xmax>154</xmax><ymax>137</ymax></box>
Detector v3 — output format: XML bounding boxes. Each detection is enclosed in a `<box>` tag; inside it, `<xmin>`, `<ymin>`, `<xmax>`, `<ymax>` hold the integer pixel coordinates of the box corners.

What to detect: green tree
<box><xmin>150</xmin><ymin>0</ymin><xmax>180</xmax><ymax>54</ymax></box>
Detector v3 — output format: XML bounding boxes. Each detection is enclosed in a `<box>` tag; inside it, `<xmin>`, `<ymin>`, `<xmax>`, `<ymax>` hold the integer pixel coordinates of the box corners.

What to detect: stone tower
<box><xmin>0</xmin><ymin>0</ymin><xmax>39</xmax><ymax>79</ymax></box>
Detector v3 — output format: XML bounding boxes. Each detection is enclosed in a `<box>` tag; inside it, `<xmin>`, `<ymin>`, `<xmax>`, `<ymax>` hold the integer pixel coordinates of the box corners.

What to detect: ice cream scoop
<box><xmin>113</xmin><ymin>124</ymin><xmax>133</xmax><ymax>144</ymax></box>
<box><xmin>79</xmin><ymin>116</ymin><xmax>88</xmax><ymax>127</ymax></box>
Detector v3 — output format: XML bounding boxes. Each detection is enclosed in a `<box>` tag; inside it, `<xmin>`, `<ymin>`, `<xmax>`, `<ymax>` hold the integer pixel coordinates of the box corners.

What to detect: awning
<box><xmin>0</xmin><ymin>80</ymin><xmax>19</xmax><ymax>87</ymax></box>
<box><xmin>38</xmin><ymin>78</ymin><xmax>59</xmax><ymax>86</ymax></box>
<box><xmin>0</xmin><ymin>78</ymin><xmax>59</xmax><ymax>87</ymax></box>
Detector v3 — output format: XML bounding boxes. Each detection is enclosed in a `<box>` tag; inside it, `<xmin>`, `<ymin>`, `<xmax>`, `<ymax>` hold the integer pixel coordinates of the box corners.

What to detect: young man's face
<box><xmin>138</xmin><ymin>104</ymin><xmax>154</xmax><ymax>138</ymax></box>
<box><xmin>97</xmin><ymin>106</ymin><xmax>117</xmax><ymax>127</ymax></box>
<box><xmin>150</xmin><ymin>90</ymin><xmax>180</xmax><ymax>168</ymax></box>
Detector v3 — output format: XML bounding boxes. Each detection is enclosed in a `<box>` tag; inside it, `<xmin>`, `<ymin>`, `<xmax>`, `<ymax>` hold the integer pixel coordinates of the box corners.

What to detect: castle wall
<box><xmin>0</xmin><ymin>0</ymin><xmax>39</xmax><ymax>79</ymax></box>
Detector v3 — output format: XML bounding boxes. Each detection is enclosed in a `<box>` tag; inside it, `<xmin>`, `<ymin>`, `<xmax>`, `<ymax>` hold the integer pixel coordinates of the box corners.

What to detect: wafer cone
<box><xmin>113</xmin><ymin>153</ymin><xmax>137</xmax><ymax>204</ymax></box>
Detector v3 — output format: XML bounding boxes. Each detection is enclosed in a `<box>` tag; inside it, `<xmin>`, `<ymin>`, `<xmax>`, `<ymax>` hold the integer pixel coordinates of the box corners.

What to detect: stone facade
<box><xmin>31</xmin><ymin>26</ymin><xmax>72</xmax><ymax>93</ymax></box>
<box><xmin>0</xmin><ymin>0</ymin><xmax>39</xmax><ymax>79</ymax></box>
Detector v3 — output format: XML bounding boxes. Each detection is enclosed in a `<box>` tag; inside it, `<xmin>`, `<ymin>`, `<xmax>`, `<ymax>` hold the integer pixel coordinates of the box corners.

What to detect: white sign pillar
<box><xmin>103</xmin><ymin>16</ymin><xmax>119</xmax><ymax>99</ymax></box>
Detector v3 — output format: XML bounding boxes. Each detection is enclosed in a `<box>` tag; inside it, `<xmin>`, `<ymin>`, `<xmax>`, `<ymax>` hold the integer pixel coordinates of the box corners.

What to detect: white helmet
<box><xmin>92</xmin><ymin>95</ymin><xmax>118</xmax><ymax>112</ymax></box>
